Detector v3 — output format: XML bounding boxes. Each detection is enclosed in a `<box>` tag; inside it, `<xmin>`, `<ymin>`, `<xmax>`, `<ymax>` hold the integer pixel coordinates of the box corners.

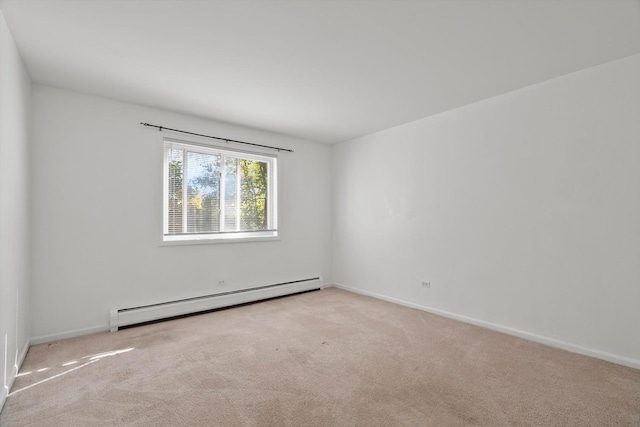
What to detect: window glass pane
<box><xmin>186</xmin><ymin>151</ymin><xmax>221</xmax><ymax>233</ymax></box>
<box><xmin>240</xmin><ymin>159</ymin><xmax>269</xmax><ymax>231</ymax></box>
<box><xmin>166</xmin><ymin>148</ymin><xmax>184</xmax><ymax>235</ymax></box>
<box><xmin>163</xmin><ymin>139</ymin><xmax>276</xmax><ymax>242</ymax></box>
<box><xmin>224</xmin><ymin>157</ymin><xmax>239</xmax><ymax>231</ymax></box>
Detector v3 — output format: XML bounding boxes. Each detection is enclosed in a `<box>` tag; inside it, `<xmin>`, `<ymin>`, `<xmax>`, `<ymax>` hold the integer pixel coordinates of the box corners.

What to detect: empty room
<box><xmin>1</xmin><ymin>0</ymin><xmax>639</xmax><ymax>425</ymax></box>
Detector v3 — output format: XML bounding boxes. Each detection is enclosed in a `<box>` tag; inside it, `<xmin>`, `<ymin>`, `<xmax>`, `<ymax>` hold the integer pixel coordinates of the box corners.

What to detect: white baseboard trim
<box><xmin>0</xmin><ymin>340</ymin><xmax>30</xmax><ymax>414</ymax></box>
<box><xmin>333</xmin><ymin>283</ymin><xmax>640</xmax><ymax>371</ymax></box>
<box><xmin>9</xmin><ymin>340</ymin><xmax>30</xmax><ymax>391</ymax></box>
<box><xmin>30</xmin><ymin>324</ymin><xmax>108</xmax><ymax>345</ymax></box>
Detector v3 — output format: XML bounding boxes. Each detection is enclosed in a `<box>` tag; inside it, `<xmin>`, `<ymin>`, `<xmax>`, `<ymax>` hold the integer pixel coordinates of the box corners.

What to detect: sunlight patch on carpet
<box><xmin>10</xmin><ymin>347</ymin><xmax>135</xmax><ymax>396</ymax></box>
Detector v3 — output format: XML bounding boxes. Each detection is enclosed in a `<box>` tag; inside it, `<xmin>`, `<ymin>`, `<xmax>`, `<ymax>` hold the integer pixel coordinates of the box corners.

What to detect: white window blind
<box><xmin>163</xmin><ymin>139</ymin><xmax>277</xmax><ymax>242</ymax></box>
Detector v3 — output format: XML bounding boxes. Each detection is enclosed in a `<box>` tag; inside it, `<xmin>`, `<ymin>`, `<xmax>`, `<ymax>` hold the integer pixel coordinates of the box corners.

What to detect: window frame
<box><xmin>161</xmin><ymin>137</ymin><xmax>278</xmax><ymax>245</ymax></box>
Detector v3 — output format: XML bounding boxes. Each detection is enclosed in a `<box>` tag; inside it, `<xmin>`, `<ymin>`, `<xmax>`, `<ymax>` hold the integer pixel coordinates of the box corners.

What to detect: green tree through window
<box><xmin>240</xmin><ymin>159</ymin><xmax>268</xmax><ymax>230</ymax></box>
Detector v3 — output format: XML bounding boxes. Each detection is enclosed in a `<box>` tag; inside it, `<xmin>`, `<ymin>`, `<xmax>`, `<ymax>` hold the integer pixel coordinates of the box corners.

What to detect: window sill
<box><xmin>159</xmin><ymin>232</ymin><xmax>279</xmax><ymax>246</ymax></box>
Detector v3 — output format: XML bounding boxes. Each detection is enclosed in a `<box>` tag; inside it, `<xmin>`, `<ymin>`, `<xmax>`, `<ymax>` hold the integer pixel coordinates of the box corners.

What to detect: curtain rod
<box><xmin>140</xmin><ymin>122</ymin><xmax>294</xmax><ymax>153</ymax></box>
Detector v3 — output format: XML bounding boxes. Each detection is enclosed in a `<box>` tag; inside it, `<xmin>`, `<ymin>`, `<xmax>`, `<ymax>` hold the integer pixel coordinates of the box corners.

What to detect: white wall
<box><xmin>0</xmin><ymin>10</ymin><xmax>31</xmax><ymax>411</ymax></box>
<box><xmin>332</xmin><ymin>54</ymin><xmax>640</xmax><ymax>367</ymax></box>
<box><xmin>30</xmin><ymin>85</ymin><xmax>332</xmax><ymax>342</ymax></box>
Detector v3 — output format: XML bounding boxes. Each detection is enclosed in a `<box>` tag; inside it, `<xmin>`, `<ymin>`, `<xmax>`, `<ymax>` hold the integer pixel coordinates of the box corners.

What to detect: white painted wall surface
<box><xmin>30</xmin><ymin>86</ymin><xmax>332</xmax><ymax>342</ymax></box>
<box><xmin>0</xmin><ymin>10</ymin><xmax>31</xmax><ymax>411</ymax></box>
<box><xmin>332</xmin><ymin>54</ymin><xmax>640</xmax><ymax>366</ymax></box>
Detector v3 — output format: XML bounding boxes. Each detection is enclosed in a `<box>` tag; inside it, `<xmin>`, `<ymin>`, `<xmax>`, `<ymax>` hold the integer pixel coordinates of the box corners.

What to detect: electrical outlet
<box><xmin>218</xmin><ymin>280</ymin><xmax>225</xmax><ymax>286</ymax></box>
<box><xmin>421</xmin><ymin>281</ymin><xmax>431</xmax><ymax>288</ymax></box>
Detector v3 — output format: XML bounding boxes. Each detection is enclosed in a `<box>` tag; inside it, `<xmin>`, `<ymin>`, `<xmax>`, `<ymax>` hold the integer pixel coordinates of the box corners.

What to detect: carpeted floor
<box><xmin>1</xmin><ymin>287</ymin><xmax>639</xmax><ymax>426</ymax></box>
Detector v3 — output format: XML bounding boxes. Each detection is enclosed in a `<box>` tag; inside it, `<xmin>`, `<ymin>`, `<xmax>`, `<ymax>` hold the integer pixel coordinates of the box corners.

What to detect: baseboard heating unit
<box><xmin>109</xmin><ymin>277</ymin><xmax>323</xmax><ymax>331</ymax></box>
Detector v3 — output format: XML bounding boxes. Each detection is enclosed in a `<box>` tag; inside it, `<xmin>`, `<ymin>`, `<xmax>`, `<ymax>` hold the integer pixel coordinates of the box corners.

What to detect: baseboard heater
<box><xmin>109</xmin><ymin>277</ymin><xmax>323</xmax><ymax>331</ymax></box>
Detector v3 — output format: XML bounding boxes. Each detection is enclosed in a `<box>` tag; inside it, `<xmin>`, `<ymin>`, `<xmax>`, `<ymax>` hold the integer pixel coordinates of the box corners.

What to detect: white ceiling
<box><xmin>1</xmin><ymin>0</ymin><xmax>639</xmax><ymax>144</ymax></box>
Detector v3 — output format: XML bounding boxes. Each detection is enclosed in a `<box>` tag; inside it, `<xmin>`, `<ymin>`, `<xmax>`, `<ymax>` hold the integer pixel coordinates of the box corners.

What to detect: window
<box><xmin>163</xmin><ymin>138</ymin><xmax>277</xmax><ymax>243</ymax></box>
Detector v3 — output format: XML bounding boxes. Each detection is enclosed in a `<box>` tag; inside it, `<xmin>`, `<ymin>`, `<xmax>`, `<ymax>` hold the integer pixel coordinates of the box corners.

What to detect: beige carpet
<box><xmin>2</xmin><ymin>288</ymin><xmax>639</xmax><ymax>426</ymax></box>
